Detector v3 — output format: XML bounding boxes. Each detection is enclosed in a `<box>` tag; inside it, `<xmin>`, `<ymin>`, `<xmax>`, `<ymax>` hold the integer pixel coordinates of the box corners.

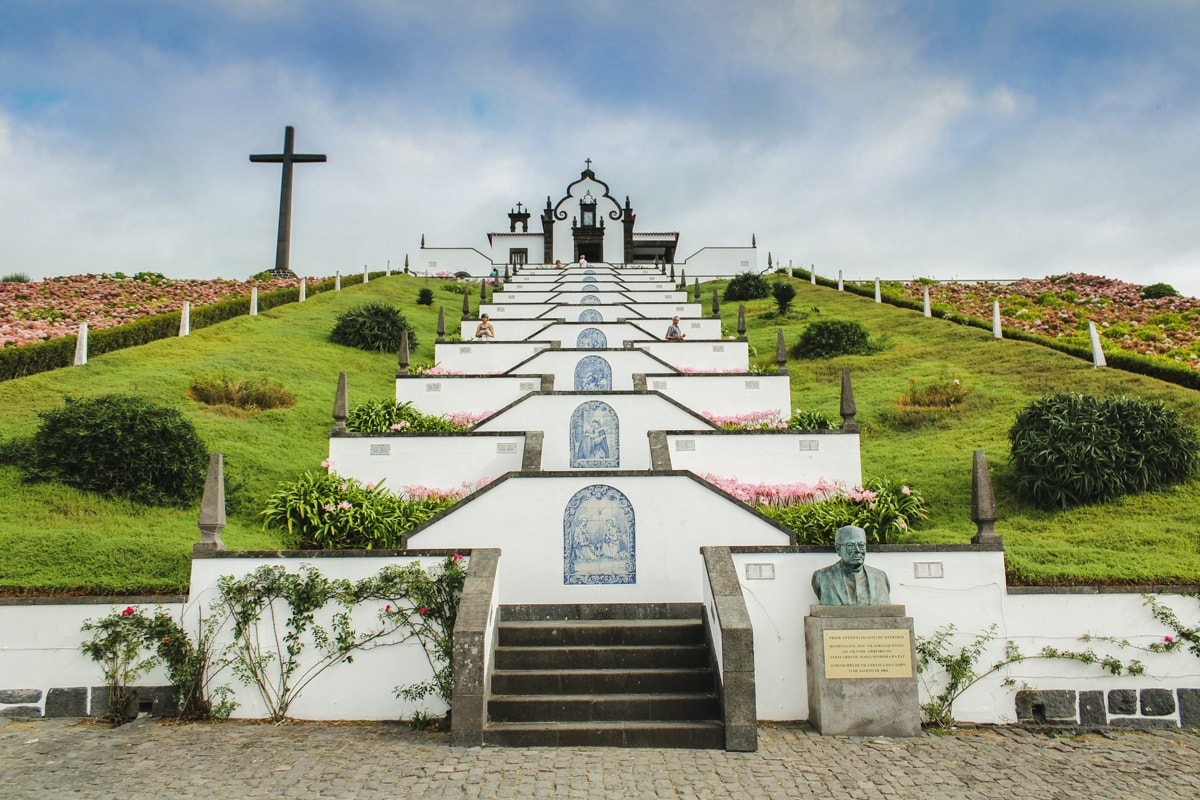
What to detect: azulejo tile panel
<box><xmin>570</xmin><ymin>400</ymin><xmax>620</xmax><ymax>468</ymax></box>
<box><xmin>563</xmin><ymin>484</ymin><xmax>636</xmax><ymax>585</ymax></box>
<box><xmin>580</xmin><ymin>295</ymin><xmax>601</xmax><ymax>305</ymax></box>
<box><xmin>573</xmin><ymin>355</ymin><xmax>612</xmax><ymax>391</ymax></box>
<box><xmin>576</xmin><ymin>327</ymin><xmax>608</xmax><ymax>349</ymax></box>
<box><xmin>578</xmin><ymin>308</ymin><xmax>604</xmax><ymax>323</ymax></box>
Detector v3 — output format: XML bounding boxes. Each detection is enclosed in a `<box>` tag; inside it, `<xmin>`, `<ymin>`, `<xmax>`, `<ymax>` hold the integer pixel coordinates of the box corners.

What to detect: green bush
<box><xmin>12</xmin><ymin>394</ymin><xmax>208</xmax><ymax>506</ymax></box>
<box><xmin>1142</xmin><ymin>282</ymin><xmax>1179</xmax><ymax>300</ymax></box>
<box><xmin>1</xmin><ymin>272</ymin><xmax>30</xmax><ymax>283</ymax></box>
<box><xmin>441</xmin><ymin>283</ymin><xmax>471</xmax><ymax>295</ymax></box>
<box><xmin>329</xmin><ymin>302</ymin><xmax>418</xmax><ymax>353</ymax></box>
<box><xmin>791</xmin><ymin>319</ymin><xmax>876</xmax><ymax>359</ymax></box>
<box><xmin>722</xmin><ymin>271</ymin><xmax>772</xmax><ymax>302</ymax></box>
<box><xmin>346</xmin><ymin>400</ymin><xmax>466</xmax><ymax>433</ymax></box>
<box><xmin>1008</xmin><ymin>392</ymin><xmax>1200</xmax><ymax>509</ymax></box>
<box><xmin>187</xmin><ymin>371</ymin><xmax>296</xmax><ymax>410</ymax></box>
<box><xmin>260</xmin><ymin>472</ymin><xmax>455</xmax><ymax>549</ymax></box>
<box><xmin>772</xmin><ymin>281</ymin><xmax>797</xmax><ymax>313</ymax></box>
<box><xmin>417</xmin><ymin>288</ymin><xmax>435</xmax><ymax>305</ymax></box>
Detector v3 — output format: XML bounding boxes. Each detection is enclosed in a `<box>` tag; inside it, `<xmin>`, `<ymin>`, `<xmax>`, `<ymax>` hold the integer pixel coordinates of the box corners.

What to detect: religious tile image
<box><xmin>569</xmin><ymin>400</ymin><xmax>619</xmax><ymax>468</ymax></box>
<box><xmin>576</xmin><ymin>327</ymin><xmax>608</xmax><ymax>349</ymax></box>
<box><xmin>563</xmin><ymin>484</ymin><xmax>636</xmax><ymax>586</ymax></box>
<box><xmin>580</xmin><ymin>294</ymin><xmax>601</xmax><ymax>305</ymax></box>
<box><xmin>578</xmin><ymin>308</ymin><xmax>604</xmax><ymax>323</ymax></box>
<box><xmin>582</xmin><ymin>284</ymin><xmax>599</xmax><ymax>292</ymax></box>
<box><xmin>573</xmin><ymin>355</ymin><xmax>613</xmax><ymax>391</ymax></box>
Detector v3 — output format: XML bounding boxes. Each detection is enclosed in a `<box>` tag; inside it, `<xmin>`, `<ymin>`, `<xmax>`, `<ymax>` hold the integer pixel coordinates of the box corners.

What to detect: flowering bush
<box><xmin>702</xmin><ymin>410</ymin><xmax>788</xmax><ymax>430</ymax></box>
<box><xmin>260</xmin><ymin>471</ymin><xmax>456</xmax><ymax>549</ymax></box>
<box><xmin>346</xmin><ymin>400</ymin><xmax>470</xmax><ymax>434</ymax></box>
<box><xmin>758</xmin><ymin>477</ymin><xmax>929</xmax><ymax>544</ymax></box>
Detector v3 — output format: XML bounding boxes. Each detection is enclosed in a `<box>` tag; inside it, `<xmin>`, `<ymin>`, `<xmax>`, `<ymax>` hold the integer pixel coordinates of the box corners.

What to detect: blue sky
<box><xmin>2</xmin><ymin>1</ymin><xmax>1198</xmax><ymax>295</ymax></box>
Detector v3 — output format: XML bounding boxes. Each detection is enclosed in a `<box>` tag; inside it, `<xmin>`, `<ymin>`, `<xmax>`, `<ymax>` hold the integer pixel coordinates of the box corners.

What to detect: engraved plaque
<box><xmin>744</xmin><ymin>380</ymin><xmax>760</xmax><ymax>390</ymax></box>
<box><xmin>497</xmin><ymin>442</ymin><xmax>518</xmax><ymax>454</ymax></box>
<box><xmin>745</xmin><ymin>563</ymin><xmax>775</xmax><ymax>580</ymax></box>
<box><xmin>914</xmin><ymin>562</ymin><xmax>944</xmax><ymax>579</ymax></box>
<box><xmin>519</xmin><ymin>382</ymin><xmax>536</xmax><ymax>391</ymax></box>
<box><xmin>712</xmin><ymin>345</ymin><xmax>725</xmax><ymax>353</ymax></box>
<box><xmin>369</xmin><ymin>444</ymin><xmax>391</xmax><ymax>456</ymax></box>
<box><xmin>651</xmin><ymin>380</ymin><xmax>668</xmax><ymax>390</ymax></box>
<box><xmin>459</xmin><ymin>346</ymin><xmax>472</xmax><ymax>354</ymax></box>
<box><xmin>798</xmin><ymin>440</ymin><xmax>819</xmax><ymax>452</ymax></box>
<box><xmin>823</xmin><ymin>630</ymin><xmax>913</xmax><ymax>679</ymax></box>
<box><xmin>690</xmin><ymin>322</ymin><xmax>701</xmax><ymax>329</ymax></box>
<box><xmin>674</xmin><ymin>439</ymin><xmax>695</xmax><ymax>451</ymax></box>
<box><xmin>426</xmin><ymin>383</ymin><xmax>441</xmax><ymax>392</ymax></box>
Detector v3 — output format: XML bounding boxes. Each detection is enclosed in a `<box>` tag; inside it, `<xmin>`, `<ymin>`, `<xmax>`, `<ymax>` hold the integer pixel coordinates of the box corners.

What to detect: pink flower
<box><xmin>1165</xmin><ymin>635</ymin><xmax>1174</xmax><ymax>643</ymax></box>
<box><xmin>385</xmin><ymin>604</ymin><xmax>392</xmax><ymax>612</ymax></box>
<box><xmin>320</xmin><ymin>458</ymin><xmax>334</xmax><ymax>468</ymax></box>
<box><xmin>901</xmin><ymin>486</ymin><xmax>912</xmax><ymax>496</ymax></box>
<box><xmin>366</xmin><ymin>482</ymin><xmax>376</xmax><ymax>490</ymax></box>
<box><xmin>121</xmin><ymin>606</ymin><xmax>134</xmax><ymax>616</ymax></box>
<box><xmin>338</xmin><ymin>501</ymin><xmax>352</xmax><ymax>510</ymax></box>
<box><xmin>452</xmin><ymin>553</ymin><xmax>464</xmax><ymax>561</ymax></box>
<box><xmin>419</xmin><ymin>606</ymin><xmax>428</xmax><ymax>616</ymax></box>
<box><xmin>323</xmin><ymin>503</ymin><xmax>335</xmax><ymax>512</ymax></box>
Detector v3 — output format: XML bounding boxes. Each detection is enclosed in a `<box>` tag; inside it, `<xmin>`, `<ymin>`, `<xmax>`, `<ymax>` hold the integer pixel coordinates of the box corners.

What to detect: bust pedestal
<box><xmin>805</xmin><ymin>604</ymin><xmax>921</xmax><ymax>737</ymax></box>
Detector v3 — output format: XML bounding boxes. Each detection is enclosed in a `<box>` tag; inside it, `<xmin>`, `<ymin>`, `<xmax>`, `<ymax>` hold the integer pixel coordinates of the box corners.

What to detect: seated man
<box><xmin>474</xmin><ymin>314</ymin><xmax>495</xmax><ymax>341</ymax></box>
<box><xmin>665</xmin><ymin>316</ymin><xmax>685</xmax><ymax>341</ymax></box>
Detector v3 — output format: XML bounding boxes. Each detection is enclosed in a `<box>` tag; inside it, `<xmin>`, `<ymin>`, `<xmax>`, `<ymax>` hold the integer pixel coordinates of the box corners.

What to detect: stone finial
<box><xmin>775</xmin><ymin>328</ymin><xmax>787</xmax><ymax>367</ymax></box>
<box><xmin>74</xmin><ymin>321</ymin><xmax>88</xmax><ymax>366</ymax></box>
<box><xmin>503</xmin><ymin>264</ymin><xmax>510</xmax><ymax>282</ymax></box>
<box><xmin>751</xmin><ymin>233</ymin><xmax>756</xmax><ymax>247</ymax></box>
<box><xmin>436</xmin><ymin>306</ymin><xmax>446</xmax><ymax>342</ymax></box>
<box><xmin>193</xmin><ymin>453</ymin><xmax>227</xmax><ymax>553</ymax></box>
<box><xmin>839</xmin><ymin>368</ymin><xmax>859</xmax><ymax>432</ymax></box>
<box><xmin>479</xmin><ymin>280</ymin><xmax>487</xmax><ymax>302</ymax></box>
<box><xmin>461</xmin><ymin>287</ymin><xmax>471</xmax><ymax>320</ymax></box>
<box><xmin>971</xmin><ymin>449</ymin><xmax>1002</xmax><ymax>545</ymax></box>
<box><xmin>332</xmin><ymin>371</ymin><xmax>348</xmax><ymax>433</ymax></box>
<box><xmin>660</xmin><ymin>259</ymin><xmax>666</xmax><ymax>275</ymax></box>
<box><xmin>670</xmin><ymin>263</ymin><xmax>676</xmax><ymax>282</ymax></box>
<box><xmin>421</xmin><ymin>234</ymin><xmax>426</xmax><ymax>247</ymax></box>
<box><xmin>711</xmin><ymin>289</ymin><xmax>720</xmax><ymax>318</ymax></box>
<box><xmin>680</xmin><ymin>269</ymin><xmax>686</xmax><ymax>290</ymax></box>
<box><xmin>397</xmin><ymin>328</ymin><xmax>410</xmax><ymax>376</ymax></box>
<box><xmin>768</xmin><ymin>252</ymin><xmax>773</xmax><ymax>268</ymax></box>
<box><xmin>737</xmin><ymin>304</ymin><xmax>747</xmax><ymax>338</ymax></box>
<box><xmin>404</xmin><ymin>254</ymin><xmax>410</xmax><ymax>272</ymax></box>
<box><xmin>1088</xmin><ymin>320</ymin><xmax>1107</xmax><ymax>368</ymax></box>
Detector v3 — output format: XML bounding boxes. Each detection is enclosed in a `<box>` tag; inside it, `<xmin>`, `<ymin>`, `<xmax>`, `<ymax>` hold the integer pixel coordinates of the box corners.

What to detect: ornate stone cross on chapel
<box><xmin>250</xmin><ymin>125</ymin><xmax>327</xmax><ymax>274</ymax></box>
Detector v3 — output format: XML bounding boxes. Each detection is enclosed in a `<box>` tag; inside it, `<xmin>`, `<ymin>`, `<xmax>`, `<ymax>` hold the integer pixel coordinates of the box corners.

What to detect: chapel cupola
<box><xmin>508</xmin><ymin>201</ymin><xmax>531</xmax><ymax>233</ymax></box>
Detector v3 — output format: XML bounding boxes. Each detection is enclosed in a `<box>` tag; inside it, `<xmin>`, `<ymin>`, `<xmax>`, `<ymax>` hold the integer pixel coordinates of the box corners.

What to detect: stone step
<box><xmin>491</xmin><ymin>667</ymin><xmax>715</xmax><ymax>695</ymax></box>
<box><xmin>488</xmin><ymin>692</ymin><xmax>720</xmax><ymax>723</ymax></box>
<box><xmin>493</xmin><ymin>644</ymin><xmax>710</xmax><ymax>671</ymax></box>
<box><xmin>497</xmin><ymin>618</ymin><xmax>705</xmax><ymax>647</ymax></box>
<box><xmin>482</xmin><ymin>720</ymin><xmax>726</xmax><ymax>749</ymax></box>
<box><xmin>498</xmin><ymin>602</ymin><xmax>704</xmax><ymax>623</ymax></box>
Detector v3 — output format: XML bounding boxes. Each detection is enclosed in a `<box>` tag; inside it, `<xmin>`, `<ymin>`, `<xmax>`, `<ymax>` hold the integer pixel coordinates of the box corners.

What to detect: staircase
<box><xmin>483</xmin><ymin>603</ymin><xmax>726</xmax><ymax>748</ymax></box>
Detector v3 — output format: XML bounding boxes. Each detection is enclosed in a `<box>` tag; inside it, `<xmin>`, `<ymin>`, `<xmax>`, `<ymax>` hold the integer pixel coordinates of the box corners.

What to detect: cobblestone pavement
<box><xmin>2</xmin><ymin>717</ymin><xmax>1198</xmax><ymax>800</ymax></box>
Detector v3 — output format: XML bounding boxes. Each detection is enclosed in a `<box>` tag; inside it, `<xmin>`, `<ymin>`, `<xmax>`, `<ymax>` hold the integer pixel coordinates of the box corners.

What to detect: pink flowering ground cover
<box><xmin>0</xmin><ymin>274</ymin><xmax>310</xmax><ymax>348</ymax></box>
<box><xmin>894</xmin><ymin>274</ymin><xmax>1200</xmax><ymax>369</ymax></box>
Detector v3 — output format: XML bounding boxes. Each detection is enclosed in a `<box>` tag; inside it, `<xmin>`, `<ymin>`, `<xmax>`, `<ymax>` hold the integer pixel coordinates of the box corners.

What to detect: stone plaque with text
<box><xmin>823</xmin><ymin>629</ymin><xmax>913</xmax><ymax>679</ymax></box>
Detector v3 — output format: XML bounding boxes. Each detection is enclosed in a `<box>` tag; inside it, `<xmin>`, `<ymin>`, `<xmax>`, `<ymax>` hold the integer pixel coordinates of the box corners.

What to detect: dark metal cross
<box><xmin>585</xmin><ymin>158</ymin><xmax>592</xmax><ymax>171</ymax></box>
<box><xmin>250</xmin><ymin>126</ymin><xmax>326</xmax><ymax>274</ymax></box>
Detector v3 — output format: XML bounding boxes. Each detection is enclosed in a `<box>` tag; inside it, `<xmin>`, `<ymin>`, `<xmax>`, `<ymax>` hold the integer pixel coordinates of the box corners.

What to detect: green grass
<box><xmin>2</xmin><ymin>272</ymin><xmax>1199</xmax><ymax>593</ymax></box>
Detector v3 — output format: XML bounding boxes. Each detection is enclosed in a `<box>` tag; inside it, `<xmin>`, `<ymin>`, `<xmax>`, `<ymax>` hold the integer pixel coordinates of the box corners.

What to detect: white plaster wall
<box><xmin>185</xmin><ymin>555</ymin><xmax>457</xmax><ymax>720</ymax></box>
<box><xmin>631</xmin><ymin>318</ymin><xmax>724</xmax><ymax>340</ymax></box>
<box><xmin>665</xmin><ymin>431</ymin><xmax>862</xmax><ymax>488</ymax></box>
<box><xmin>408</xmin><ymin>475</ymin><xmax>791</xmax><ymax>605</ymax></box>
<box><xmin>681</xmin><ymin>247</ymin><xmax>758</xmax><ymax>276</ymax></box>
<box><xmin>729</xmin><ymin>549</ymin><xmax>1200</xmax><ymax>724</ymax></box>
<box><xmin>488</xmin><ymin>234</ymin><xmax>542</xmax><ymax>264</ymax></box>
<box><xmin>432</xmin><ymin>341</ymin><xmax>553</xmax><ymax>373</ymax></box>
<box><xmin>0</xmin><ymin>601</ymin><xmax>182</xmax><ymax>699</ymax></box>
<box><xmin>419</xmin><ymin>248</ymin><xmax>494</xmax><ymax>276</ymax></box>
<box><xmin>473</xmin><ymin>393</ymin><xmax>713</xmax><ymax>470</ymax></box>
<box><xmin>646</xmin><ymin>373</ymin><xmax>791</xmax><ymax>419</ymax></box>
<box><xmin>480</xmin><ymin>302</ymin><xmax>557</xmax><ymax>319</ymax></box>
<box><xmin>627</xmin><ymin>302</ymin><xmax>702</xmax><ymax>319</ymax></box>
<box><xmin>395</xmin><ymin>376</ymin><xmax>542</xmax><ymax>417</ymax></box>
<box><xmin>456</xmin><ymin>319</ymin><xmax>558</xmax><ymax>341</ymax></box>
<box><xmin>638</xmin><ymin>340</ymin><xmax>750</xmax><ymax>372</ymax></box>
<box><xmin>328</xmin><ymin>434</ymin><xmax>526</xmax><ymax>493</ymax></box>
<box><xmin>505</xmin><ymin>350</ymin><xmax>675</xmax><ymax>392</ymax></box>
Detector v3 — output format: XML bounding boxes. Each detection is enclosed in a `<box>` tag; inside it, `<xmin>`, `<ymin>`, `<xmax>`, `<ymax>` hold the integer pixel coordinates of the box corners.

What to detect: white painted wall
<box><xmin>665</xmin><ymin>431</ymin><xmax>862</xmax><ymax>488</ymax></box>
<box><xmin>395</xmin><ymin>375</ymin><xmax>543</xmax><ymax>417</ymax></box>
<box><xmin>455</xmin><ymin>319</ymin><xmax>559</xmax><ymax>342</ymax></box>
<box><xmin>431</xmin><ymin>341</ymin><xmax>553</xmax><ymax>373</ymax></box>
<box><xmin>473</xmin><ymin>393</ymin><xmax>714</xmax><ymax>470</ymax></box>
<box><xmin>419</xmin><ymin>247</ymin><xmax>494</xmax><ymax>276</ymax></box>
<box><xmin>644</xmin><ymin>373</ymin><xmax>791</xmax><ymax>420</ymax></box>
<box><xmin>328</xmin><ymin>433</ymin><xmax>527</xmax><ymax>493</ymax></box>
<box><xmin>488</xmin><ymin>234</ymin><xmax>542</xmax><ymax>264</ymax></box>
<box><xmin>408</xmin><ymin>475</ymin><xmax>791</xmax><ymax>605</ymax></box>
<box><xmin>637</xmin><ymin>340</ymin><xmax>750</xmax><ymax>372</ymax></box>
<box><xmin>501</xmin><ymin>350</ymin><xmax>676</xmax><ymax>392</ymax></box>
<box><xmin>681</xmin><ymin>247</ymin><xmax>759</xmax><ymax>276</ymax></box>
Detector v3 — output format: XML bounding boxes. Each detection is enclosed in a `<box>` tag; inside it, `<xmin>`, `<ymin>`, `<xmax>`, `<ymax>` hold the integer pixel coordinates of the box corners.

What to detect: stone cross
<box><xmin>250</xmin><ymin>126</ymin><xmax>327</xmax><ymax>274</ymax></box>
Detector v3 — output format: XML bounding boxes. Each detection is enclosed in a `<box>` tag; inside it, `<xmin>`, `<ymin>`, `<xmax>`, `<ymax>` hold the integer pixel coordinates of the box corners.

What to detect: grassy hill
<box><xmin>1</xmin><ymin>273</ymin><xmax>1198</xmax><ymax>595</ymax></box>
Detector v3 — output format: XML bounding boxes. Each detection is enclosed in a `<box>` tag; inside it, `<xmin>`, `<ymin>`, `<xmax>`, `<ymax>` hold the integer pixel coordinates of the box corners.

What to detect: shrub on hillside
<box><xmin>772</xmin><ymin>281</ymin><xmax>797</xmax><ymax>313</ymax></box>
<box><xmin>722</xmin><ymin>272</ymin><xmax>772</xmax><ymax>302</ymax></box>
<box><xmin>790</xmin><ymin>319</ymin><xmax>876</xmax><ymax>359</ymax></box>
<box><xmin>329</xmin><ymin>302</ymin><xmax>418</xmax><ymax>353</ymax></box>
<box><xmin>1141</xmin><ymin>282</ymin><xmax>1179</xmax><ymax>300</ymax></box>
<box><xmin>11</xmin><ymin>394</ymin><xmax>208</xmax><ymax>506</ymax></box>
<box><xmin>416</xmin><ymin>288</ymin><xmax>435</xmax><ymax>305</ymax></box>
<box><xmin>1008</xmin><ymin>392</ymin><xmax>1200</xmax><ymax>509</ymax></box>
<box><xmin>346</xmin><ymin>400</ymin><xmax>467</xmax><ymax>433</ymax></box>
<box><xmin>1</xmin><ymin>272</ymin><xmax>30</xmax><ymax>283</ymax></box>
<box><xmin>187</xmin><ymin>372</ymin><xmax>296</xmax><ymax>410</ymax></box>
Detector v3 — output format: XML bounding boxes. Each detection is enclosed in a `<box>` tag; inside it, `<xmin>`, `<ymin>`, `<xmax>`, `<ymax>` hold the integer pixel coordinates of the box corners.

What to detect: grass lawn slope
<box><xmin>1</xmin><ymin>273</ymin><xmax>1199</xmax><ymax>594</ymax></box>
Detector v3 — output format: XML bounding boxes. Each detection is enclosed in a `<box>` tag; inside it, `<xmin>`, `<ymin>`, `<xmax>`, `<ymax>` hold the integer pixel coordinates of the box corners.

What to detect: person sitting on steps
<box><xmin>474</xmin><ymin>314</ymin><xmax>495</xmax><ymax>341</ymax></box>
<box><xmin>665</xmin><ymin>315</ymin><xmax>685</xmax><ymax>341</ymax></box>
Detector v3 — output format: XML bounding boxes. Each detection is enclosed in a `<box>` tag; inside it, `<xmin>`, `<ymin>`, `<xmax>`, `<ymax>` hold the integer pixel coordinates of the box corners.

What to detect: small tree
<box><xmin>771</xmin><ymin>281</ymin><xmax>796</xmax><ymax>313</ymax></box>
<box><xmin>722</xmin><ymin>271</ymin><xmax>772</xmax><ymax>302</ymax></box>
<box><xmin>330</xmin><ymin>302</ymin><xmax>419</xmax><ymax>352</ymax></box>
<box><xmin>1141</xmin><ymin>282</ymin><xmax>1178</xmax><ymax>300</ymax></box>
<box><xmin>416</xmin><ymin>288</ymin><xmax>434</xmax><ymax>305</ymax></box>
<box><xmin>791</xmin><ymin>319</ymin><xmax>875</xmax><ymax>359</ymax></box>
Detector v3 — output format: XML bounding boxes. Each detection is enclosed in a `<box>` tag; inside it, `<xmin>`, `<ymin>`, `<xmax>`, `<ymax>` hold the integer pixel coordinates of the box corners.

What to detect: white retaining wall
<box><xmin>637</xmin><ymin>340</ymin><xmax>751</xmax><ymax>372</ymax></box>
<box><xmin>431</xmin><ymin>341</ymin><xmax>553</xmax><ymax>373</ymax></box>
<box><xmin>680</xmin><ymin>247</ymin><xmax>758</xmax><ymax>276</ymax></box>
<box><xmin>501</xmin><ymin>350</ymin><xmax>676</xmax><ymax>392</ymax></box>
<box><xmin>328</xmin><ymin>433</ymin><xmax>528</xmax><ymax>492</ymax></box>
<box><xmin>664</xmin><ymin>430</ymin><xmax>862</xmax><ymax>487</ymax></box>
<box><xmin>645</xmin><ymin>373</ymin><xmax>792</xmax><ymax>420</ymax></box>
<box><xmin>420</xmin><ymin>248</ymin><xmax>493</xmax><ymax>276</ymax></box>
<box><xmin>395</xmin><ymin>375</ymin><xmax>543</xmax><ymax>417</ymax></box>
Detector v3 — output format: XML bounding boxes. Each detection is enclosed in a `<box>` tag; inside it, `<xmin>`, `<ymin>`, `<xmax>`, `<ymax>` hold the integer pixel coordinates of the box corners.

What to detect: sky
<box><xmin>1</xmin><ymin>1</ymin><xmax>1198</xmax><ymax>296</ymax></box>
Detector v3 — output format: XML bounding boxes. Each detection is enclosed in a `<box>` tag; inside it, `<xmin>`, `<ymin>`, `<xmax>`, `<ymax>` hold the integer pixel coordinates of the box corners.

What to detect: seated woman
<box><xmin>474</xmin><ymin>314</ymin><xmax>496</xmax><ymax>341</ymax></box>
